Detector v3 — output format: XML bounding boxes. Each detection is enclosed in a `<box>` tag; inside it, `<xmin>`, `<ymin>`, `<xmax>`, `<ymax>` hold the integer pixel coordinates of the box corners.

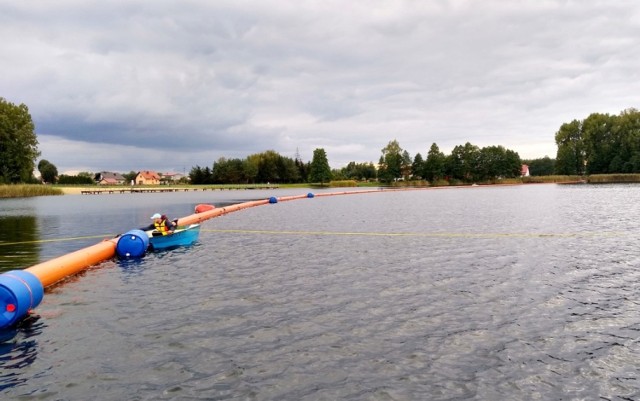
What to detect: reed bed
<box><xmin>522</xmin><ymin>175</ymin><xmax>583</xmax><ymax>183</ymax></box>
<box><xmin>328</xmin><ymin>180</ymin><xmax>358</xmax><ymax>187</ymax></box>
<box><xmin>587</xmin><ymin>174</ymin><xmax>640</xmax><ymax>183</ymax></box>
<box><xmin>0</xmin><ymin>184</ymin><xmax>64</xmax><ymax>198</ymax></box>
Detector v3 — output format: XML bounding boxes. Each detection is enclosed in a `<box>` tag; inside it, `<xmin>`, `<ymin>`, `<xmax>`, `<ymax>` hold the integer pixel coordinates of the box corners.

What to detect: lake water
<box><xmin>1</xmin><ymin>184</ymin><xmax>640</xmax><ymax>400</ymax></box>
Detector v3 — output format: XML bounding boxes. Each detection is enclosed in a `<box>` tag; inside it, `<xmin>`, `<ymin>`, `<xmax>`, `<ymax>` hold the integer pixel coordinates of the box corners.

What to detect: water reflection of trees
<box><xmin>0</xmin><ymin>216</ymin><xmax>39</xmax><ymax>273</ymax></box>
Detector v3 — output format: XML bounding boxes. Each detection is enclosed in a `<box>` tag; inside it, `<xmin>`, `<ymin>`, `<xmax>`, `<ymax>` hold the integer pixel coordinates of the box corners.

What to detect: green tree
<box><xmin>523</xmin><ymin>157</ymin><xmax>555</xmax><ymax>176</ymax></box>
<box><xmin>0</xmin><ymin>98</ymin><xmax>40</xmax><ymax>183</ymax></box>
<box><xmin>189</xmin><ymin>165</ymin><xmax>213</xmax><ymax>184</ymax></box>
<box><xmin>295</xmin><ymin>153</ymin><xmax>309</xmax><ymax>182</ymax></box>
<box><xmin>212</xmin><ymin>157</ymin><xmax>246</xmax><ymax>184</ymax></box>
<box><xmin>122</xmin><ymin>171</ymin><xmax>137</xmax><ymax>184</ymax></box>
<box><xmin>476</xmin><ymin>146</ymin><xmax>522</xmax><ymax>181</ymax></box>
<box><xmin>401</xmin><ymin>150</ymin><xmax>412</xmax><ymax>179</ymax></box>
<box><xmin>342</xmin><ymin>161</ymin><xmax>377</xmax><ymax>181</ymax></box>
<box><xmin>276</xmin><ymin>156</ymin><xmax>301</xmax><ymax>183</ymax></box>
<box><xmin>58</xmin><ymin>172</ymin><xmax>94</xmax><ymax>185</ymax></box>
<box><xmin>411</xmin><ymin>153</ymin><xmax>424</xmax><ymax>179</ymax></box>
<box><xmin>245</xmin><ymin>150</ymin><xmax>301</xmax><ymax>184</ymax></box>
<box><xmin>446</xmin><ymin>142</ymin><xmax>480</xmax><ymax>182</ymax></box>
<box><xmin>244</xmin><ymin>154</ymin><xmax>260</xmax><ymax>183</ymax></box>
<box><xmin>309</xmin><ymin>148</ymin><xmax>332</xmax><ymax>184</ymax></box>
<box><xmin>555</xmin><ymin>120</ymin><xmax>585</xmax><ymax>175</ymax></box>
<box><xmin>582</xmin><ymin>113</ymin><xmax>616</xmax><ymax>174</ymax></box>
<box><xmin>378</xmin><ymin>139</ymin><xmax>403</xmax><ymax>183</ymax></box>
<box><xmin>616</xmin><ymin>109</ymin><xmax>640</xmax><ymax>173</ymax></box>
<box><xmin>37</xmin><ymin>159</ymin><xmax>58</xmax><ymax>183</ymax></box>
<box><xmin>422</xmin><ymin>143</ymin><xmax>446</xmax><ymax>182</ymax></box>
<box><xmin>255</xmin><ymin>150</ymin><xmax>280</xmax><ymax>183</ymax></box>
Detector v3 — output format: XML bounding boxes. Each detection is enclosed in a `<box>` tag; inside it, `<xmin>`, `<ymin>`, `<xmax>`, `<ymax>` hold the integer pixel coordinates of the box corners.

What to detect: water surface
<box><xmin>1</xmin><ymin>185</ymin><xmax>640</xmax><ymax>400</ymax></box>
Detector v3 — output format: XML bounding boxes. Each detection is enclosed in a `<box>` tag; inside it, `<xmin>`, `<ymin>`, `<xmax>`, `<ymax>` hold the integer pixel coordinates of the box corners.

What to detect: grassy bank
<box><xmin>0</xmin><ymin>184</ymin><xmax>64</xmax><ymax>198</ymax></box>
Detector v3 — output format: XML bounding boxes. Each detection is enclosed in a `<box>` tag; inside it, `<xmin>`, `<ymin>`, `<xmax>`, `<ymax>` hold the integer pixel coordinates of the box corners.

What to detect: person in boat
<box><xmin>141</xmin><ymin>213</ymin><xmax>177</xmax><ymax>235</ymax></box>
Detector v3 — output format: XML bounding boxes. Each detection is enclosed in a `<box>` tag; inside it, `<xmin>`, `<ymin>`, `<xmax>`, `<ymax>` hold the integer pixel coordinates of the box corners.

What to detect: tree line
<box><xmin>370</xmin><ymin>140</ymin><xmax>523</xmax><ymax>183</ymax></box>
<box><xmin>189</xmin><ymin>148</ymin><xmax>333</xmax><ymax>185</ymax></box>
<box><xmin>190</xmin><ymin>139</ymin><xmax>526</xmax><ymax>185</ymax></box>
<box><xmin>555</xmin><ymin>108</ymin><xmax>640</xmax><ymax>175</ymax></box>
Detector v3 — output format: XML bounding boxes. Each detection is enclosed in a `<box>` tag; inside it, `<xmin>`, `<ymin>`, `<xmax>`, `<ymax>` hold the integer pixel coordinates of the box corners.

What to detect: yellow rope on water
<box><xmin>0</xmin><ymin>234</ymin><xmax>112</xmax><ymax>246</ymax></box>
<box><xmin>200</xmin><ymin>229</ymin><xmax>625</xmax><ymax>239</ymax></box>
<box><xmin>0</xmin><ymin>229</ymin><xmax>625</xmax><ymax>247</ymax></box>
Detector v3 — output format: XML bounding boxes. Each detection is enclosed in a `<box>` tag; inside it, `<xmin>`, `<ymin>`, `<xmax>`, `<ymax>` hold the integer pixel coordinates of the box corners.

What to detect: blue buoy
<box><xmin>0</xmin><ymin>270</ymin><xmax>44</xmax><ymax>329</ymax></box>
<box><xmin>269</xmin><ymin>196</ymin><xmax>278</xmax><ymax>204</ymax></box>
<box><xmin>307</xmin><ymin>192</ymin><xmax>315</xmax><ymax>198</ymax></box>
<box><xmin>116</xmin><ymin>229</ymin><xmax>150</xmax><ymax>258</ymax></box>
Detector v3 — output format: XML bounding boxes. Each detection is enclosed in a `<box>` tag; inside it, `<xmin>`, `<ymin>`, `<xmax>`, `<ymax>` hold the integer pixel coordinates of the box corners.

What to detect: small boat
<box><xmin>148</xmin><ymin>224</ymin><xmax>201</xmax><ymax>251</ymax></box>
<box><xmin>116</xmin><ymin>224</ymin><xmax>201</xmax><ymax>258</ymax></box>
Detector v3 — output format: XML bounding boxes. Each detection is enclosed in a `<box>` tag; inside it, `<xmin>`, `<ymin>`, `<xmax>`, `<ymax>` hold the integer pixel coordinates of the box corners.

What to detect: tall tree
<box><xmin>244</xmin><ymin>154</ymin><xmax>260</xmax><ymax>183</ymax></box>
<box><xmin>0</xmin><ymin>98</ymin><xmax>40</xmax><ymax>183</ymax></box>
<box><xmin>582</xmin><ymin>113</ymin><xmax>616</xmax><ymax>174</ymax></box>
<box><xmin>256</xmin><ymin>150</ymin><xmax>280</xmax><ymax>183</ymax></box>
<box><xmin>476</xmin><ymin>146</ymin><xmax>522</xmax><ymax>180</ymax></box>
<box><xmin>555</xmin><ymin>120</ymin><xmax>585</xmax><ymax>175</ymax></box>
<box><xmin>309</xmin><ymin>148</ymin><xmax>332</xmax><ymax>184</ymax></box>
<box><xmin>378</xmin><ymin>139</ymin><xmax>403</xmax><ymax>183</ymax></box>
<box><xmin>411</xmin><ymin>153</ymin><xmax>424</xmax><ymax>179</ymax></box>
<box><xmin>37</xmin><ymin>159</ymin><xmax>58</xmax><ymax>184</ymax></box>
<box><xmin>523</xmin><ymin>157</ymin><xmax>555</xmax><ymax>176</ymax></box>
<box><xmin>401</xmin><ymin>150</ymin><xmax>412</xmax><ymax>179</ymax></box>
<box><xmin>422</xmin><ymin>143</ymin><xmax>446</xmax><ymax>182</ymax></box>
<box><xmin>342</xmin><ymin>161</ymin><xmax>377</xmax><ymax>181</ymax></box>
<box><xmin>616</xmin><ymin>108</ymin><xmax>640</xmax><ymax>172</ymax></box>
<box><xmin>446</xmin><ymin>142</ymin><xmax>480</xmax><ymax>182</ymax></box>
<box><xmin>294</xmin><ymin>150</ymin><xmax>309</xmax><ymax>182</ymax></box>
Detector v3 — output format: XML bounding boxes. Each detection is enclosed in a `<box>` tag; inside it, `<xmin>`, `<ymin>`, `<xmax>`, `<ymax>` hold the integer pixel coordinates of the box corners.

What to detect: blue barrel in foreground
<box><xmin>0</xmin><ymin>270</ymin><xmax>44</xmax><ymax>329</ymax></box>
<box><xmin>116</xmin><ymin>229</ymin><xmax>150</xmax><ymax>258</ymax></box>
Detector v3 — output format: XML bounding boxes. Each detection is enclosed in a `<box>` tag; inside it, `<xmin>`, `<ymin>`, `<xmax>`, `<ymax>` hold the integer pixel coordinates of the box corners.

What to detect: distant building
<box><xmin>521</xmin><ymin>164</ymin><xmax>530</xmax><ymax>177</ymax></box>
<box><xmin>160</xmin><ymin>172</ymin><xmax>185</xmax><ymax>184</ymax></box>
<box><xmin>135</xmin><ymin>170</ymin><xmax>161</xmax><ymax>185</ymax></box>
<box><xmin>94</xmin><ymin>171</ymin><xmax>126</xmax><ymax>185</ymax></box>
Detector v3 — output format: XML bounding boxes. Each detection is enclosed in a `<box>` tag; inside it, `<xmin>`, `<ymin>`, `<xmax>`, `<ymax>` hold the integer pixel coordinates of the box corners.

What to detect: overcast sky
<box><xmin>1</xmin><ymin>1</ymin><xmax>638</xmax><ymax>174</ymax></box>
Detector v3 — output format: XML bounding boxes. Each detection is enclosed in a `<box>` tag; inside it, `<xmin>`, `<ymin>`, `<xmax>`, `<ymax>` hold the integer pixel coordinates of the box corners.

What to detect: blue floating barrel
<box><xmin>307</xmin><ymin>192</ymin><xmax>315</xmax><ymax>198</ymax></box>
<box><xmin>116</xmin><ymin>229</ymin><xmax>150</xmax><ymax>258</ymax></box>
<box><xmin>0</xmin><ymin>270</ymin><xmax>44</xmax><ymax>329</ymax></box>
<box><xmin>269</xmin><ymin>196</ymin><xmax>278</xmax><ymax>204</ymax></box>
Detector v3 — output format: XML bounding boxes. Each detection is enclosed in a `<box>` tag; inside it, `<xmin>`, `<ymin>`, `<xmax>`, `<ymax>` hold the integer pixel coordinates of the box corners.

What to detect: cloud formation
<box><xmin>1</xmin><ymin>1</ymin><xmax>638</xmax><ymax>173</ymax></box>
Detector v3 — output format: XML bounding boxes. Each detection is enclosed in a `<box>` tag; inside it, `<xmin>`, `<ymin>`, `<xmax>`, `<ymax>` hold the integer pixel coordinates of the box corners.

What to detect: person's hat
<box><xmin>151</xmin><ymin>213</ymin><xmax>162</xmax><ymax>219</ymax></box>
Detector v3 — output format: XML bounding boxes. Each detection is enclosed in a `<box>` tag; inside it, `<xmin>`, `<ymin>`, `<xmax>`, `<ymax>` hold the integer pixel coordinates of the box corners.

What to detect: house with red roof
<box><xmin>135</xmin><ymin>170</ymin><xmax>160</xmax><ymax>185</ymax></box>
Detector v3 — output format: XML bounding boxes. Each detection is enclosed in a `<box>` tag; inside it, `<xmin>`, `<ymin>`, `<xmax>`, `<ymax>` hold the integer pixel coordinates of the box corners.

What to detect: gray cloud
<box><xmin>1</xmin><ymin>1</ymin><xmax>638</xmax><ymax>173</ymax></box>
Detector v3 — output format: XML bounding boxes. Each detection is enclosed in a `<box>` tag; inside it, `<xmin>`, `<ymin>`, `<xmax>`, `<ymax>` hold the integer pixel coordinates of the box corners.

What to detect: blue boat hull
<box><xmin>148</xmin><ymin>224</ymin><xmax>200</xmax><ymax>250</ymax></box>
